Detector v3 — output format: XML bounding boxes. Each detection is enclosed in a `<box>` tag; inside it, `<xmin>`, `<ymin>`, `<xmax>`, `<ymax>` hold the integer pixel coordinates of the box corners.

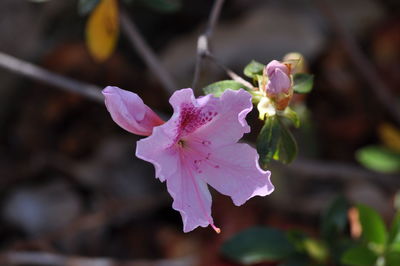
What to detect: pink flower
<box><xmin>265</xmin><ymin>60</ymin><xmax>291</xmax><ymax>95</ymax></box>
<box><xmin>103</xmin><ymin>87</ymin><xmax>274</xmax><ymax>233</ymax></box>
<box><xmin>102</xmin><ymin>86</ymin><xmax>164</xmax><ymax>136</ymax></box>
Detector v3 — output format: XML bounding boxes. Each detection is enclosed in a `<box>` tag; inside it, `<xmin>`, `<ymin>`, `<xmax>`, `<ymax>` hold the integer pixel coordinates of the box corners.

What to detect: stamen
<box><xmin>211</xmin><ymin>223</ymin><xmax>221</xmax><ymax>234</ymax></box>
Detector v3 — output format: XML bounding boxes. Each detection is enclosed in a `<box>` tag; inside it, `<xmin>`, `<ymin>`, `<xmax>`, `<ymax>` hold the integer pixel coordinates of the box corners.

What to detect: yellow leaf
<box><xmin>86</xmin><ymin>0</ymin><xmax>119</xmax><ymax>62</ymax></box>
<box><xmin>379</xmin><ymin>123</ymin><xmax>400</xmax><ymax>152</ymax></box>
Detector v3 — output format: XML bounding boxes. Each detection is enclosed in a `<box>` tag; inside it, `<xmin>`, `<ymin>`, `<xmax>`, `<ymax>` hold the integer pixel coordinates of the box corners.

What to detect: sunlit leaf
<box><xmin>356</xmin><ymin>145</ymin><xmax>400</xmax><ymax>173</ymax></box>
<box><xmin>78</xmin><ymin>0</ymin><xmax>100</xmax><ymax>15</ymax></box>
<box><xmin>86</xmin><ymin>0</ymin><xmax>119</xmax><ymax>62</ymax></box>
<box><xmin>257</xmin><ymin>116</ymin><xmax>281</xmax><ymax>167</ymax></box>
<box><xmin>257</xmin><ymin>116</ymin><xmax>297</xmax><ymax>167</ymax></box>
<box><xmin>273</xmin><ymin>119</ymin><xmax>298</xmax><ymax>164</ymax></box>
<box><xmin>202</xmin><ymin>80</ymin><xmax>250</xmax><ymax>97</ymax></box>
<box><xmin>357</xmin><ymin>204</ymin><xmax>388</xmax><ymax>246</ymax></box>
<box><xmin>221</xmin><ymin>227</ymin><xmax>296</xmax><ymax>265</ymax></box>
<box><xmin>293</xmin><ymin>73</ymin><xmax>314</xmax><ymax>94</ymax></box>
<box><xmin>244</xmin><ymin>60</ymin><xmax>265</xmax><ymax>79</ymax></box>
<box><xmin>341</xmin><ymin>245</ymin><xmax>378</xmax><ymax>266</ymax></box>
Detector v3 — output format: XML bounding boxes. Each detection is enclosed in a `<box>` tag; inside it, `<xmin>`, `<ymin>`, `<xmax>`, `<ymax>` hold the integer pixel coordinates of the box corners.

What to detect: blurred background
<box><xmin>0</xmin><ymin>0</ymin><xmax>399</xmax><ymax>265</ymax></box>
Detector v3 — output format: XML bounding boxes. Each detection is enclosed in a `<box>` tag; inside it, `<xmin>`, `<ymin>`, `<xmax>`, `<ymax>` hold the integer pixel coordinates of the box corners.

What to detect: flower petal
<box><xmin>102</xmin><ymin>86</ymin><xmax>164</xmax><ymax>136</ymax></box>
<box><xmin>197</xmin><ymin>143</ymin><xmax>274</xmax><ymax>206</ymax></box>
<box><xmin>190</xmin><ymin>89</ymin><xmax>253</xmax><ymax>147</ymax></box>
<box><xmin>166</xmin><ymin>158</ymin><xmax>215</xmax><ymax>233</ymax></box>
<box><xmin>136</xmin><ymin>126</ymin><xmax>178</xmax><ymax>182</ymax></box>
<box><xmin>267</xmin><ymin>68</ymin><xmax>291</xmax><ymax>94</ymax></box>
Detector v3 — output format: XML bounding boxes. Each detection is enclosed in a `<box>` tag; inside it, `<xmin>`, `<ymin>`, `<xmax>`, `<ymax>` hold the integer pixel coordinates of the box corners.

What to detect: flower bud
<box><xmin>102</xmin><ymin>86</ymin><xmax>164</xmax><ymax>136</ymax></box>
<box><xmin>264</xmin><ymin>60</ymin><xmax>293</xmax><ymax>111</ymax></box>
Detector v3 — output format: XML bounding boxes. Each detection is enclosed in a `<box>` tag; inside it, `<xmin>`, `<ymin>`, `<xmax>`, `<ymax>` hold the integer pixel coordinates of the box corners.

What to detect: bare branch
<box><xmin>120</xmin><ymin>9</ymin><xmax>177</xmax><ymax>94</ymax></box>
<box><xmin>192</xmin><ymin>0</ymin><xmax>225</xmax><ymax>89</ymax></box>
<box><xmin>0</xmin><ymin>251</ymin><xmax>194</xmax><ymax>266</ymax></box>
<box><xmin>282</xmin><ymin>158</ymin><xmax>399</xmax><ymax>191</ymax></box>
<box><xmin>0</xmin><ymin>52</ymin><xmax>103</xmax><ymax>102</ymax></box>
<box><xmin>315</xmin><ymin>0</ymin><xmax>400</xmax><ymax>125</ymax></box>
<box><xmin>206</xmin><ymin>53</ymin><xmax>255</xmax><ymax>89</ymax></box>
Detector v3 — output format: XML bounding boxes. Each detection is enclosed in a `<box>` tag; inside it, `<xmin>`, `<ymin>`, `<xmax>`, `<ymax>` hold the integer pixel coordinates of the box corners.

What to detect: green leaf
<box><xmin>136</xmin><ymin>0</ymin><xmax>181</xmax><ymax>13</ymax></box>
<box><xmin>203</xmin><ymin>80</ymin><xmax>250</xmax><ymax>97</ymax></box>
<box><xmin>257</xmin><ymin>116</ymin><xmax>281</xmax><ymax>167</ymax></box>
<box><xmin>356</xmin><ymin>145</ymin><xmax>400</xmax><ymax>173</ymax></box>
<box><xmin>257</xmin><ymin>117</ymin><xmax>298</xmax><ymax>167</ymax></box>
<box><xmin>282</xmin><ymin>107</ymin><xmax>301</xmax><ymax>128</ymax></box>
<box><xmin>389</xmin><ymin>212</ymin><xmax>400</xmax><ymax>252</ymax></box>
<box><xmin>78</xmin><ymin>0</ymin><xmax>100</xmax><ymax>15</ymax></box>
<box><xmin>244</xmin><ymin>60</ymin><xmax>265</xmax><ymax>78</ymax></box>
<box><xmin>303</xmin><ymin>238</ymin><xmax>329</xmax><ymax>263</ymax></box>
<box><xmin>386</xmin><ymin>251</ymin><xmax>400</xmax><ymax>266</ymax></box>
<box><xmin>293</xmin><ymin>73</ymin><xmax>314</xmax><ymax>94</ymax></box>
<box><xmin>357</xmin><ymin>204</ymin><xmax>388</xmax><ymax>246</ymax></box>
<box><xmin>273</xmin><ymin>119</ymin><xmax>298</xmax><ymax>164</ymax></box>
<box><xmin>321</xmin><ymin>196</ymin><xmax>349</xmax><ymax>241</ymax></box>
<box><xmin>341</xmin><ymin>245</ymin><xmax>378</xmax><ymax>266</ymax></box>
<box><xmin>221</xmin><ymin>227</ymin><xmax>296</xmax><ymax>265</ymax></box>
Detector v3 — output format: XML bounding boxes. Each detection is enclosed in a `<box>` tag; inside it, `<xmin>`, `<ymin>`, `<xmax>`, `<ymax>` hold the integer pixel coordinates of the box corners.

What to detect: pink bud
<box><xmin>265</xmin><ymin>60</ymin><xmax>291</xmax><ymax>95</ymax></box>
<box><xmin>102</xmin><ymin>86</ymin><xmax>164</xmax><ymax>136</ymax></box>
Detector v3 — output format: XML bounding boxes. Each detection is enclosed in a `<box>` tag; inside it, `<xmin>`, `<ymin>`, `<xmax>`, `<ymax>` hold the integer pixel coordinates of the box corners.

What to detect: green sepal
<box><xmin>356</xmin><ymin>145</ymin><xmax>400</xmax><ymax>173</ymax></box>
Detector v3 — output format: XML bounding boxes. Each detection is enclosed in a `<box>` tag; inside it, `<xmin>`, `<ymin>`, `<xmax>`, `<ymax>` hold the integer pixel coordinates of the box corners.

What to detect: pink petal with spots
<box><xmin>102</xmin><ymin>86</ymin><xmax>164</xmax><ymax>136</ymax></box>
<box><xmin>136</xmin><ymin>88</ymin><xmax>273</xmax><ymax>232</ymax></box>
<box><xmin>192</xmin><ymin>143</ymin><xmax>273</xmax><ymax>206</ymax></box>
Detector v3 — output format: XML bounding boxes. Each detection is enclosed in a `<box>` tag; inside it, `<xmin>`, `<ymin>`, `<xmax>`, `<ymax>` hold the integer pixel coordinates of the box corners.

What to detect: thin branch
<box><xmin>315</xmin><ymin>0</ymin><xmax>400</xmax><ymax>125</ymax></box>
<box><xmin>120</xmin><ymin>9</ymin><xmax>177</xmax><ymax>94</ymax></box>
<box><xmin>0</xmin><ymin>52</ymin><xmax>103</xmax><ymax>102</ymax></box>
<box><xmin>282</xmin><ymin>158</ymin><xmax>399</xmax><ymax>191</ymax></box>
<box><xmin>191</xmin><ymin>0</ymin><xmax>225</xmax><ymax>89</ymax></box>
<box><xmin>206</xmin><ymin>53</ymin><xmax>255</xmax><ymax>89</ymax></box>
<box><xmin>0</xmin><ymin>251</ymin><xmax>194</xmax><ymax>266</ymax></box>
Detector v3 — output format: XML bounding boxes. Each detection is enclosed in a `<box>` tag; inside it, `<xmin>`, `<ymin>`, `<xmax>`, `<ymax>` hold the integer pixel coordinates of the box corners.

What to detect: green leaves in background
<box><xmin>244</xmin><ymin>60</ymin><xmax>265</xmax><ymax>79</ymax></box>
<box><xmin>357</xmin><ymin>204</ymin><xmax>388</xmax><ymax>247</ymax></box>
<box><xmin>293</xmin><ymin>73</ymin><xmax>314</xmax><ymax>94</ymax></box>
<box><xmin>356</xmin><ymin>145</ymin><xmax>400</xmax><ymax>173</ymax></box>
<box><xmin>202</xmin><ymin>80</ymin><xmax>250</xmax><ymax>97</ymax></box>
<box><xmin>341</xmin><ymin>245</ymin><xmax>378</xmax><ymax>266</ymax></box>
<box><xmin>221</xmin><ymin>227</ymin><xmax>296</xmax><ymax>264</ymax></box>
<box><xmin>257</xmin><ymin>116</ymin><xmax>297</xmax><ymax>167</ymax></box>
<box><xmin>321</xmin><ymin>197</ymin><xmax>349</xmax><ymax>241</ymax></box>
<box><xmin>78</xmin><ymin>0</ymin><xmax>100</xmax><ymax>15</ymax></box>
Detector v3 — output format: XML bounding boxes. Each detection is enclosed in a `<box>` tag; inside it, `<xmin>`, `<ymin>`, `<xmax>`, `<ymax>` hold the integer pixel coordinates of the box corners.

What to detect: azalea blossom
<box><xmin>103</xmin><ymin>86</ymin><xmax>274</xmax><ymax>233</ymax></box>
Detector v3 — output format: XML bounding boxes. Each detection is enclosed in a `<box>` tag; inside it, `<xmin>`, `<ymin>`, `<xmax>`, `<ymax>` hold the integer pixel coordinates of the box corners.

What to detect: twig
<box><xmin>120</xmin><ymin>9</ymin><xmax>177</xmax><ymax>94</ymax></box>
<box><xmin>315</xmin><ymin>0</ymin><xmax>400</xmax><ymax>125</ymax></box>
<box><xmin>0</xmin><ymin>52</ymin><xmax>103</xmax><ymax>102</ymax></box>
<box><xmin>0</xmin><ymin>251</ymin><xmax>194</xmax><ymax>266</ymax></box>
<box><xmin>282</xmin><ymin>158</ymin><xmax>399</xmax><ymax>191</ymax></box>
<box><xmin>191</xmin><ymin>0</ymin><xmax>225</xmax><ymax>89</ymax></box>
<box><xmin>206</xmin><ymin>53</ymin><xmax>255</xmax><ymax>89</ymax></box>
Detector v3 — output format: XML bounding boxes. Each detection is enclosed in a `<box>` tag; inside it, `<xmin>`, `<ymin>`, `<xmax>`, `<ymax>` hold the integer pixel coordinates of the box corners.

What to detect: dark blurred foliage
<box><xmin>0</xmin><ymin>0</ymin><xmax>399</xmax><ymax>265</ymax></box>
